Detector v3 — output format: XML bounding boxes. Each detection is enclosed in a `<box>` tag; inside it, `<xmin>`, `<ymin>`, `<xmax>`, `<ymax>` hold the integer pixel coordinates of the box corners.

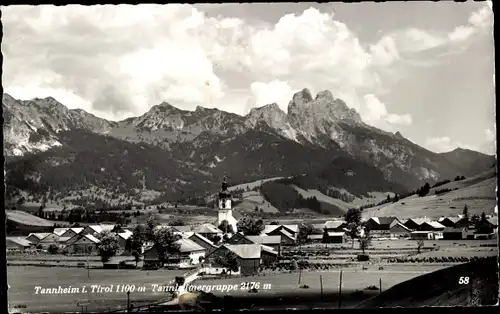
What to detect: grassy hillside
<box><xmin>6</xmin><ymin>210</ymin><xmax>53</xmax><ymax>227</ymax></box>
<box><xmin>356</xmin><ymin>256</ymin><xmax>498</xmax><ymax>307</ymax></box>
<box><xmin>362</xmin><ymin>168</ymin><xmax>497</xmax><ymax>219</ymax></box>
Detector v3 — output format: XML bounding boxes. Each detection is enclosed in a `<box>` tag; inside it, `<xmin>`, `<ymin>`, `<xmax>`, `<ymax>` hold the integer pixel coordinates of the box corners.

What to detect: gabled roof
<box><xmin>193</xmin><ymin>224</ymin><xmax>222</xmax><ymax>234</ymax></box>
<box><xmin>58</xmin><ymin>237</ymin><xmax>71</xmax><ymax>243</ymax></box>
<box><xmin>406</xmin><ymin>218</ymin><xmax>432</xmax><ymax>225</ymax></box>
<box><xmin>26</xmin><ymin>233</ymin><xmax>51</xmax><ymax>240</ymax></box>
<box><xmin>279</xmin><ymin>229</ymin><xmax>296</xmax><ymax>240</ymax></box>
<box><xmin>245</xmin><ymin>235</ymin><xmax>281</xmax><ymax>245</ymax></box>
<box><xmin>327</xmin><ymin>232</ymin><xmax>345</xmax><ymax>237</ymax></box>
<box><xmin>118</xmin><ymin>230</ymin><xmax>133</xmax><ymax>240</ymax></box>
<box><xmin>443</xmin><ymin>227</ymin><xmax>466</xmax><ymax>233</ymax></box>
<box><xmin>422</xmin><ymin>221</ymin><xmax>445</xmax><ymax>229</ymax></box>
<box><xmin>73</xmin><ymin>234</ymin><xmax>100</xmax><ymax>244</ymax></box>
<box><xmin>389</xmin><ymin>222</ymin><xmax>411</xmax><ymax>232</ymax></box>
<box><xmin>282</xmin><ymin>224</ymin><xmax>299</xmax><ymax>233</ymax></box>
<box><xmin>262</xmin><ymin>225</ymin><xmax>280</xmax><ymax>235</ymax></box>
<box><xmin>189</xmin><ymin>233</ymin><xmax>217</xmax><ymax>247</ymax></box>
<box><xmin>175</xmin><ymin>231</ymin><xmax>195</xmax><ymax>239</ymax></box>
<box><xmin>6</xmin><ymin>237</ymin><xmax>32</xmax><ymax>247</ymax></box>
<box><xmin>324</xmin><ymin>221</ymin><xmax>346</xmax><ymax>229</ymax></box>
<box><xmin>54</xmin><ymin>228</ymin><xmax>69</xmax><ymax>236</ymax></box>
<box><xmin>63</xmin><ymin>227</ymin><xmax>84</xmax><ymax>235</ymax></box>
<box><xmin>260</xmin><ymin>244</ymin><xmax>278</xmax><ymax>255</ymax></box>
<box><xmin>176</xmin><ymin>238</ymin><xmax>206</xmax><ymax>253</ymax></box>
<box><xmin>86</xmin><ymin>225</ymin><xmax>102</xmax><ymax>233</ymax></box>
<box><xmin>312</xmin><ymin>223</ymin><xmax>326</xmax><ymax>230</ymax></box>
<box><xmin>224</xmin><ymin>244</ymin><xmax>262</xmax><ymax>259</ymax></box>
<box><xmin>487</xmin><ymin>217</ymin><xmax>498</xmax><ymax>226</ymax></box>
<box><xmin>439</xmin><ymin>217</ymin><xmax>462</xmax><ymax>223</ymax></box>
<box><xmin>377</xmin><ymin>217</ymin><xmax>399</xmax><ymax>225</ymax></box>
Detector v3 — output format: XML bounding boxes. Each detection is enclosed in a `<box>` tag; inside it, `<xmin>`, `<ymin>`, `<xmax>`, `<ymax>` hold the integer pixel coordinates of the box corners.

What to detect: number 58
<box><xmin>459</xmin><ymin>276</ymin><xmax>470</xmax><ymax>284</ymax></box>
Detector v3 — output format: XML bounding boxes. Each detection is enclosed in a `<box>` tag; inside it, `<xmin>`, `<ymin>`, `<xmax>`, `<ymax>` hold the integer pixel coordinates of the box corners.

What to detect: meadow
<box><xmin>7</xmin><ymin>266</ymin><xmax>185</xmax><ymax>313</ymax></box>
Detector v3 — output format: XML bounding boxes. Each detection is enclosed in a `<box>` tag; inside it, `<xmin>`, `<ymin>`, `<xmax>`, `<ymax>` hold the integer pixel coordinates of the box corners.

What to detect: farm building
<box><xmin>170</xmin><ymin>225</ymin><xmax>193</xmax><ymax>232</ymax></box>
<box><xmin>419</xmin><ymin>221</ymin><xmax>445</xmax><ymax>232</ymax></box>
<box><xmin>143</xmin><ymin>238</ymin><xmax>206</xmax><ymax>269</ymax></box>
<box><xmin>410</xmin><ymin>231</ymin><xmax>436</xmax><ymax>240</ymax></box>
<box><xmin>476</xmin><ymin>217</ymin><xmax>498</xmax><ymax>234</ymax></box>
<box><xmin>65</xmin><ymin>234</ymin><xmax>100</xmax><ymax>254</ymax></box>
<box><xmin>204</xmin><ymin>244</ymin><xmax>277</xmax><ymax>275</ymax></box>
<box><xmin>6</xmin><ymin>210</ymin><xmax>54</xmax><ymax>236</ymax></box>
<box><xmin>364</xmin><ymin>217</ymin><xmax>400</xmax><ymax>236</ymax></box>
<box><xmin>188</xmin><ymin>233</ymin><xmax>218</xmax><ymax>254</ymax></box>
<box><xmin>245</xmin><ymin>235</ymin><xmax>282</xmax><ymax>254</ymax></box>
<box><xmin>117</xmin><ymin>230</ymin><xmax>133</xmax><ymax>251</ymax></box>
<box><xmin>324</xmin><ymin>220</ymin><xmax>346</xmax><ymax>232</ymax></box>
<box><xmin>322</xmin><ymin>231</ymin><xmax>346</xmax><ymax>243</ymax></box>
<box><xmin>442</xmin><ymin>228</ymin><xmax>467</xmax><ymax>240</ymax></box>
<box><xmin>103</xmin><ymin>255</ymin><xmax>139</xmax><ymax>269</ymax></box>
<box><xmin>81</xmin><ymin>224</ymin><xmax>115</xmax><ymax>236</ymax></box>
<box><xmin>389</xmin><ymin>222</ymin><xmax>411</xmax><ymax>238</ymax></box>
<box><xmin>193</xmin><ymin>224</ymin><xmax>223</xmax><ymax>239</ymax></box>
<box><xmin>53</xmin><ymin>228</ymin><xmax>69</xmax><ymax>236</ymax></box>
<box><xmin>25</xmin><ymin>233</ymin><xmax>58</xmax><ymax>246</ymax></box>
<box><xmin>438</xmin><ymin>217</ymin><xmax>462</xmax><ymax>228</ymax></box>
<box><xmin>404</xmin><ymin>218</ymin><xmax>432</xmax><ymax>231</ymax></box>
<box><xmin>59</xmin><ymin>227</ymin><xmax>84</xmax><ymax>238</ymax></box>
<box><xmin>307</xmin><ymin>234</ymin><xmax>323</xmax><ymax>243</ymax></box>
<box><xmin>226</xmin><ymin>232</ymin><xmax>253</xmax><ymax>245</ymax></box>
<box><xmin>262</xmin><ymin>224</ymin><xmax>298</xmax><ymax>244</ymax></box>
<box><xmin>6</xmin><ymin>237</ymin><xmax>33</xmax><ymax>252</ymax></box>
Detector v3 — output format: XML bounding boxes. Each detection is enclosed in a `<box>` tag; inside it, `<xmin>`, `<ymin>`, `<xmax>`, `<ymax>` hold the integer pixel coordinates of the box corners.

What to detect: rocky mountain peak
<box><xmin>291</xmin><ymin>88</ymin><xmax>313</xmax><ymax>107</ymax></box>
<box><xmin>315</xmin><ymin>90</ymin><xmax>334</xmax><ymax>101</ymax></box>
<box><xmin>395</xmin><ymin>131</ymin><xmax>404</xmax><ymax>139</ymax></box>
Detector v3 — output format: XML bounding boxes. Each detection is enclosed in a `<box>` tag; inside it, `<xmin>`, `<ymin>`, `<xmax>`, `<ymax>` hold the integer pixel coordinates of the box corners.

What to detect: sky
<box><xmin>1</xmin><ymin>2</ymin><xmax>495</xmax><ymax>155</ymax></box>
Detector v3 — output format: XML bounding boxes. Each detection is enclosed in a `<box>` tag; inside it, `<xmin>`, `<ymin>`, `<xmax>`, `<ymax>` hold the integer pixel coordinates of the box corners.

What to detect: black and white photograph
<box><xmin>2</xmin><ymin>2</ymin><xmax>498</xmax><ymax>312</ymax></box>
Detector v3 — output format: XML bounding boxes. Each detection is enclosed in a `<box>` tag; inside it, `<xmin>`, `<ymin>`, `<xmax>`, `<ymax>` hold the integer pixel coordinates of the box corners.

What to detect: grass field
<box><xmin>7</xmin><ymin>267</ymin><xmax>185</xmax><ymax>313</ymax></box>
<box><xmin>235</xmin><ymin>191</ymin><xmax>280</xmax><ymax>213</ymax></box>
<box><xmin>191</xmin><ymin>267</ymin><xmax>446</xmax><ymax>297</ymax></box>
<box><xmin>362</xmin><ymin>168</ymin><xmax>497</xmax><ymax>219</ymax></box>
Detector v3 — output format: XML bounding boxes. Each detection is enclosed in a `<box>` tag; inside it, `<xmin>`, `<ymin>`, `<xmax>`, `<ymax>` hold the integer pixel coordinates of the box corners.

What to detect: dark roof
<box><xmin>378</xmin><ymin>217</ymin><xmax>399</xmax><ymax>225</ymax></box>
<box><xmin>443</xmin><ymin>227</ymin><xmax>465</xmax><ymax>233</ymax></box>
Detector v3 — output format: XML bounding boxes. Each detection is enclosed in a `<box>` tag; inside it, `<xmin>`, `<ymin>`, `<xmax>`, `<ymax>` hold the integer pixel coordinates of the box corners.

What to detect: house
<box><xmin>438</xmin><ymin>217</ymin><xmax>462</xmax><ymax>228</ymax></box>
<box><xmin>188</xmin><ymin>233</ymin><xmax>218</xmax><ymax>254</ymax></box>
<box><xmin>117</xmin><ymin>230</ymin><xmax>133</xmax><ymax>251</ymax></box>
<box><xmin>245</xmin><ymin>235</ymin><xmax>282</xmax><ymax>254</ymax></box>
<box><xmin>364</xmin><ymin>217</ymin><xmax>400</xmax><ymax>235</ymax></box>
<box><xmin>404</xmin><ymin>218</ymin><xmax>432</xmax><ymax>231</ymax></box>
<box><xmin>60</xmin><ymin>227</ymin><xmax>84</xmax><ymax>238</ymax></box>
<box><xmin>81</xmin><ymin>224</ymin><xmax>116</xmax><ymax>236</ymax></box>
<box><xmin>324</xmin><ymin>220</ymin><xmax>347</xmax><ymax>232</ymax></box>
<box><xmin>226</xmin><ymin>232</ymin><xmax>253</xmax><ymax>245</ymax></box>
<box><xmin>6</xmin><ymin>237</ymin><xmax>33</xmax><ymax>252</ymax></box>
<box><xmin>442</xmin><ymin>227</ymin><xmax>467</xmax><ymax>240</ymax></box>
<box><xmin>389</xmin><ymin>222</ymin><xmax>411</xmax><ymax>238</ymax></box>
<box><xmin>307</xmin><ymin>234</ymin><xmax>323</xmax><ymax>243</ymax></box>
<box><xmin>322</xmin><ymin>231</ymin><xmax>346</xmax><ymax>244</ymax></box>
<box><xmin>143</xmin><ymin>238</ymin><xmax>206</xmax><ymax>269</ymax></box>
<box><xmin>204</xmin><ymin>244</ymin><xmax>278</xmax><ymax>275</ymax></box>
<box><xmin>454</xmin><ymin>217</ymin><xmax>471</xmax><ymax>229</ymax></box>
<box><xmin>193</xmin><ymin>224</ymin><xmax>223</xmax><ymax>240</ymax></box>
<box><xmin>410</xmin><ymin>231</ymin><xmax>435</xmax><ymax>240</ymax></box>
<box><xmin>38</xmin><ymin>233</ymin><xmax>60</xmax><ymax>247</ymax></box>
<box><xmin>26</xmin><ymin>232</ymin><xmax>52</xmax><ymax>246</ymax></box>
<box><xmin>476</xmin><ymin>217</ymin><xmax>498</xmax><ymax>234</ymax></box>
<box><xmin>65</xmin><ymin>234</ymin><xmax>100</xmax><ymax>254</ymax></box>
<box><xmin>53</xmin><ymin>228</ymin><xmax>69</xmax><ymax>236</ymax></box>
<box><xmin>262</xmin><ymin>224</ymin><xmax>298</xmax><ymax>245</ymax></box>
<box><xmin>419</xmin><ymin>221</ymin><xmax>445</xmax><ymax>232</ymax></box>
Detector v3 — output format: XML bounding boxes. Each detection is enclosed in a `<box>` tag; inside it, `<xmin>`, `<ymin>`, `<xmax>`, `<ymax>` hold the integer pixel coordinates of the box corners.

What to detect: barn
<box><xmin>204</xmin><ymin>244</ymin><xmax>278</xmax><ymax>275</ymax></box>
<box><xmin>6</xmin><ymin>237</ymin><xmax>33</xmax><ymax>252</ymax></box>
<box><xmin>65</xmin><ymin>234</ymin><xmax>100</xmax><ymax>254</ymax></box>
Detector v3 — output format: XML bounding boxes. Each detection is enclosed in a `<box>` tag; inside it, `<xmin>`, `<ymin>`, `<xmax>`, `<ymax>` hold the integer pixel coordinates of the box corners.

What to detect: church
<box><xmin>213</xmin><ymin>177</ymin><xmax>238</xmax><ymax>234</ymax></box>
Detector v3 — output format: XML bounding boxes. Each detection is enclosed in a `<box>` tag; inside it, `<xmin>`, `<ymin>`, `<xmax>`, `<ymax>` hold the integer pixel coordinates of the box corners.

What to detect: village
<box><xmin>6</xmin><ymin>178</ymin><xmax>499</xmax><ymax>312</ymax></box>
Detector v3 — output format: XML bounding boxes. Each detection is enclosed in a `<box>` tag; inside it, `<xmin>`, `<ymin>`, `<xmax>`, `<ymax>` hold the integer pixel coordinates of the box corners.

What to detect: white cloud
<box><xmin>359</xmin><ymin>94</ymin><xmax>412</xmax><ymax>127</ymax></box>
<box><xmin>385</xmin><ymin>114</ymin><xmax>413</xmax><ymax>125</ymax></box>
<box><xmin>248</xmin><ymin>80</ymin><xmax>294</xmax><ymax>113</ymax></box>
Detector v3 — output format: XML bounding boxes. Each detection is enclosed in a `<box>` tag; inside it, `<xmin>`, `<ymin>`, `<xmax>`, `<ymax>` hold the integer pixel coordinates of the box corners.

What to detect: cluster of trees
<box><xmin>34</xmin><ymin>207</ymin><xmax>132</xmax><ymax>225</ymax></box>
<box><xmin>454</xmin><ymin>175</ymin><xmax>466</xmax><ymax>181</ymax></box>
<box><xmin>432</xmin><ymin>179</ymin><xmax>451</xmax><ymax>188</ymax></box>
<box><xmin>416</xmin><ymin>183</ymin><xmax>431</xmax><ymax>197</ymax></box>
<box><xmin>95</xmin><ymin>215</ymin><xmax>183</xmax><ymax>265</ymax></box>
<box><xmin>259</xmin><ymin>182</ymin><xmax>322</xmax><ymax>213</ymax></box>
<box><xmin>236</xmin><ymin>218</ymin><xmax>265</xmax><ymax>235</ymax></box>
<box><xmin>434</xmin><ymin>188</ymin><xmax>457</xmax><ymax>195</ymax></box>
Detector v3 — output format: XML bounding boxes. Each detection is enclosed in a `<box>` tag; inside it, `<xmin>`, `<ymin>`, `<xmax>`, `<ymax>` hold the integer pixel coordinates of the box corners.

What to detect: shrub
<box><xmin>357</xmin><ymin>254</ymin><xmax>370</xmax><ymax>262</ymax></box>
<box><xmin>365</xmin><ymin>285</ymin><xmax>379</xmax><ymax>291</ymax></box>
<box><xmin>300</xmin><ymin>284</ymin><xmax>310</xmax><ymax>289</ymax></box>
<box><xmin>47</xmin><ymin>244</ymin><xmax>59</xmax><ymax>254</ymax></box>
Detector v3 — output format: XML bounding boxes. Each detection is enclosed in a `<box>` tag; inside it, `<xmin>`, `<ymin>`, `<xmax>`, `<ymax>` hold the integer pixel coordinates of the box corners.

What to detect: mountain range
<box><xmin>2</xmin><ymin>90</ymin><xmax>495</xmax><ymax>207</ymax></box>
